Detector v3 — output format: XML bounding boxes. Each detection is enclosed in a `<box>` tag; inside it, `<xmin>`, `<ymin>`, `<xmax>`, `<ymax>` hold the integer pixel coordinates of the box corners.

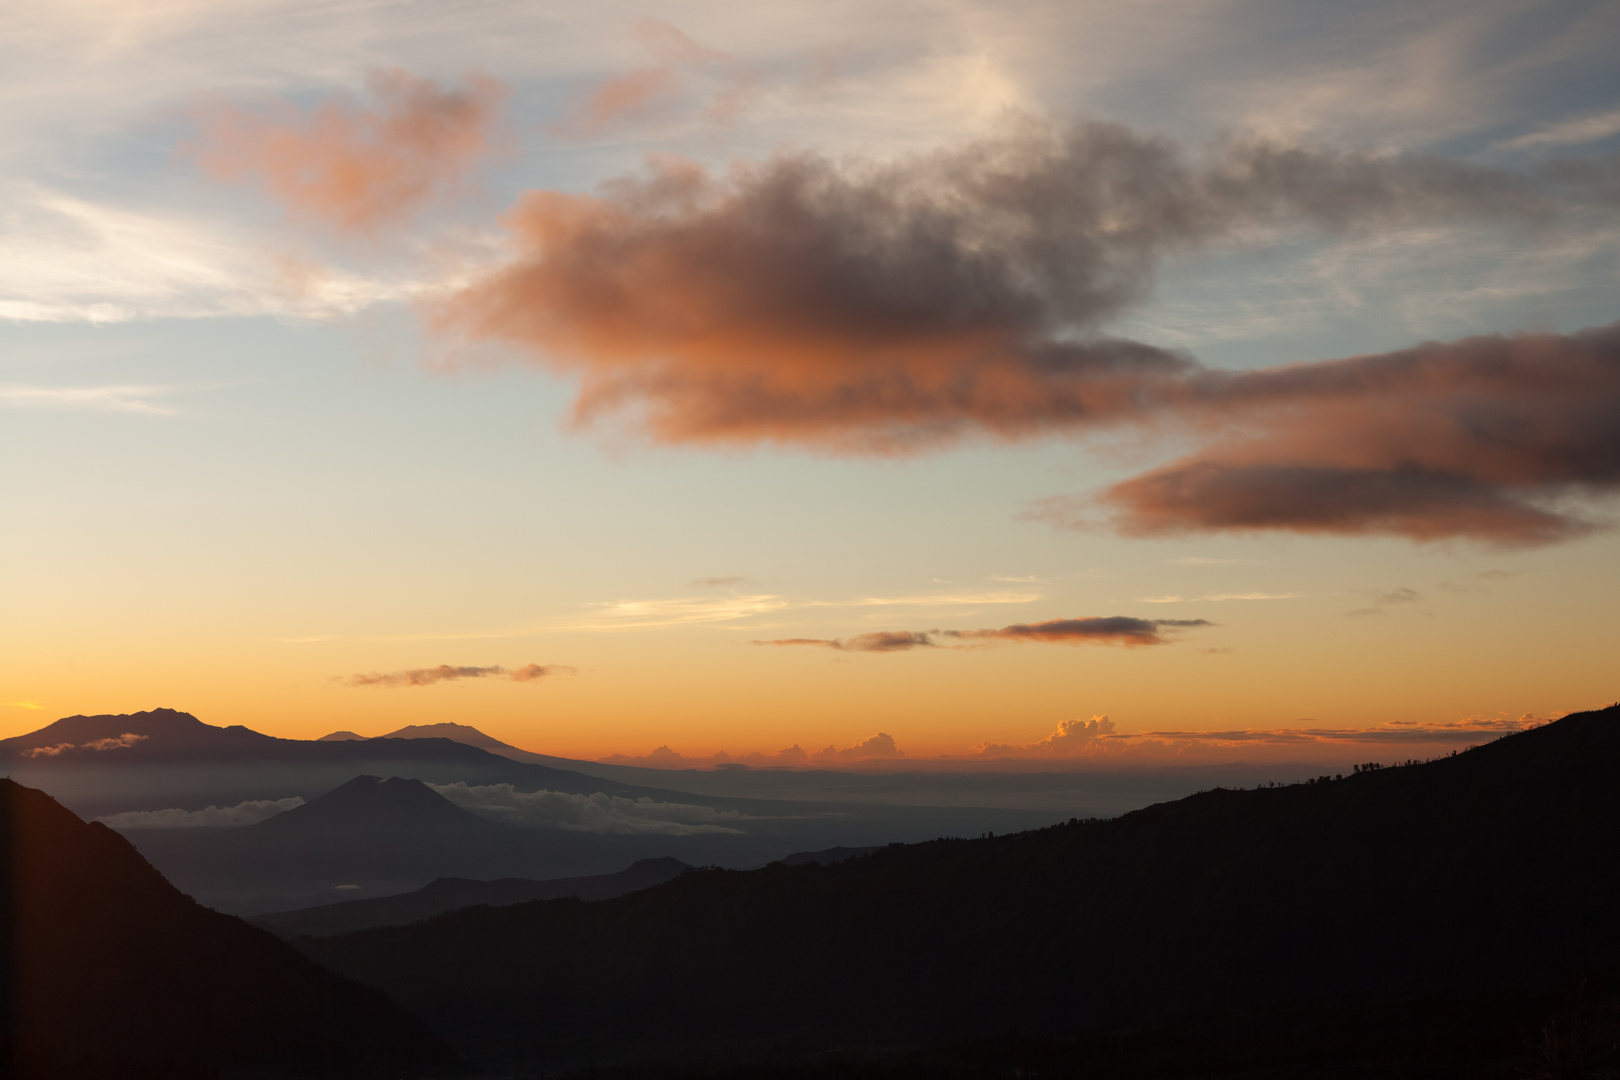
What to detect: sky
<box><xmin>2</xmin><ymin>0</ymin><xmax>1618</xmax><ymax>766</ymax></box>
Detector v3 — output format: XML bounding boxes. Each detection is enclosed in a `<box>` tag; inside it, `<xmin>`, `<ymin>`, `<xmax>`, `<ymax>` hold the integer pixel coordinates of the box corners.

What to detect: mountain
<box><xmin>1</xmin><ymin>708</ymin><xmax>728</xmax><ymax>819</ymax></box>
<box><xmin>121</xmin><ymin>774</ymin><xmax>642</xmax><ymax>914</ymax></box>
<box><xmin>373</xmin><ymin>721</ymin><xmax>583</xmax><ymax>766</ymax></box>
<box><xmin>0</xmin><ymin>777</ymin><xmax>457</xmax><ymax>1080</ymax></box>
<box><xmin>777</xmin><ymin>845</ymin><xmax>881</xmax><ymax>865</ymax></box>
<box><xmin>317</xmin><ymin>730</ymin><xmax>367</xmax><ymax>741</ymax></box>
<box><xmin>298</xmin><ymin>704</ymin><xmax>1620</xmax><ymax>1074</ymax></box>
<box><xmin>0</xmin><ymin>706</ymin><xmax>284</xmax><ymax>760</ymax></box>
<box><xmin>255</xmin><ymin>856</ymin><xmax>691</xmax><ymax>938</ymax></box>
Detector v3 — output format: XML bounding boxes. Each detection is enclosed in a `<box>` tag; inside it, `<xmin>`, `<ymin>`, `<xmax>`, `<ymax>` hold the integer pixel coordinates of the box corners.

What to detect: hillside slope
<box><xmin>300</xmin><ymin>704</ymin><xmax>1620</xmax><ymax>1070</ymax></box>
<box><xmin>256</xmin><ymin>856</ymin><xmax>690</xmax><ymax>938</ymax></box>
<box><xmin>0</xmin><ymin>778</ymin><xmax>457</xmax><ymax>1080</ymax></box>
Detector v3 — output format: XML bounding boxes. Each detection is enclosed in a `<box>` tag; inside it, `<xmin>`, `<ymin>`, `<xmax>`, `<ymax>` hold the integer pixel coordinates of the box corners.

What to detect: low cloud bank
<box><xmin>22</xmin><ymin>732</ymin><xmax>146</xmax><ymax>758</ymax></box>
<box><xmin>603</xmin><ymin>732</ymin><xmax>905</xmax><ymax>769</ymax></box>
<box><xmin>973</xmin><ymin>714</ymin><xmax>1555</xmax><ymax>763</ymax></box>
<box><xmin>428</xmin><ymin>782</ymin><xmax>754</xmax><ymax>834</ymax></box>
<box><xmin>754</xmin><ymin>616</ymin><xmax>1211</xmax><ymax>652</ymax></box>
<box><xmin>97</xmin><ymin>796</ymin><xmax>304</xmax><ymax>829</ymax></box>
<box><xmin>976</xmin><ymin>715</ymin><xmax>1117</xmax><ymax>758</ymax></box>
<box><xmin>344</xmin><ymin>663</ymin><xmax>574</xmax><ymax>687</ymax></box>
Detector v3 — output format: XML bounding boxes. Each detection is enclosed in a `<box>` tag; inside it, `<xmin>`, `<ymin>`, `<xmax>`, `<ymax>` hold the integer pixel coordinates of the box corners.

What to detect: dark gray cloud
<box><xmin>753</xmin><ymin>616</ymin><xmax>1211</xmax><ymax>652</ymax></box>
<box><xmin>345</xmin><ymin>663</ymin><xmax>574</xmax><ymax>687</ymax></box>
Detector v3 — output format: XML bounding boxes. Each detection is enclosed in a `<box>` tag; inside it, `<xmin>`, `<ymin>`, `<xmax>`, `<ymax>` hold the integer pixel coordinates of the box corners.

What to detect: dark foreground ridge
<box><xmin>300</xmin><ymin>704</ymin><xmax>1620</xmax><ymax>1075</ymax></box>
<box><xmin>0</xmin><ymin>778</ymin><xmax>458</xmax><ymax>1080</ymax></box>
<box><xmin>256</xmin><ymin>855</ymin><xmax>691</xmax><ymax>938</ymax></box>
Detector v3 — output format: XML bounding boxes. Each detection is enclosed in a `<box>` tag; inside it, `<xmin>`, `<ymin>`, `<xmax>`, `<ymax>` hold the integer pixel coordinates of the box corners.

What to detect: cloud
<box><xmin>755</xmin><ymin>616</ymin><xmax>1210</xmax><ymax>651</ymax></box>
<box><xmin>1496</xmin><ymin>108</ymin><xmax>1620</xmax><ymax>151</ymax></box>
<box><xmin>814</xmin><ymin>732</ymin><xmax>905</xmax><ymax>761</ymax></box>
<box><xmin>583</xmin><ymin>594</ymin><xmax>790</xmax><ymax>629</ymax></box>
<box><xmin>755</xmin><ymin>630</ymin><xmax>936</xmax><ymax>653</ymax></box>
<box><xmin>1020</xmin><ymin>323</ymin><xmax>1620</xmax><ymax>546</ymax></box>
<box><xmin>965</xmin><ymin>713</ymin><xmax>1554</xmax><ymax>766</ymax></box>
<box><xmin>551</xmin><ymin>19</ymin><xmax>759</xmax><ymax>139</ymax></box>
<box><xmin>193</xmin><ymin>68</ymin><xmax>505</xmax><ymax>234</ymax></box>
<box><xmin>6</xmin><ymin>700</ymin><xmax>42</xmax><ymax>709</ymax></box>
<box><xmin>189</xmin><ymin>70</ymin><xmax>1620</xmax><ymax>545</ymax></box>
<box><xmin>1345</xmin><ymin>585</ymin><xmax>1420</xmax><ymax>618</ymax></box>
<box><xmin>428</xmin><ymin>782</ymin><xmax>754</xmax><ymax>834</ymax></box>
<box><xmin>96</xmin><ymin>797</ymin><xmax>304</xmax><ymax>829</ymax></box>
<box><xmin>411</xmin><ymin>109</ymin><xmax>1620</xmax><ymax>544</ymax></box>
<box><xmin>976</xmin><ymin>715</ymin><xmax>1116</xmax><ymax>758</ymax></box>
<box><xmin>953</xmin><ymin>616</ymin><xmax>1211</xmax><ymax>646</ymax></box>
<box><xmin>0</xmin><ymin>384</ymin><xmax>186</xmax><ymax>414</ymax></box>
<box><xmin>424</xmin><ymin>116</ymin><xmax>1585</xmax><ymax>456</ymax></box>
<box><xmin>693</xmin><ymin>575</ymin><xmax>749</xmax><ymax>587</ymax></box>
<box><xmin>344</xmin><ymin>663</ymin><xmax>572</xmax><ymax>687</ymax></box>
<box><xmin>600</xmin><ymin>744</ymin><xmax>813</xmax><ymax>769</ymax></box>
<box><xmin>21</xmin><ymin>732</ymin><xmax>146</xmax><ymax>758</ymax></box>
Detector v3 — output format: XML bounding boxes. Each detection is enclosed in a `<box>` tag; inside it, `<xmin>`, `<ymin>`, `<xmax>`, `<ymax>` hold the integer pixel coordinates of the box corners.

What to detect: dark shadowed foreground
<box><xmin>300</xmin><ymin>704</ymin><xmax>1620</xmax><ymax>1076</ymax></box>
<box><xmin>0</xmin><ymin>779</ymin><xmax>457</xmax><ymax>1080</ymax></box>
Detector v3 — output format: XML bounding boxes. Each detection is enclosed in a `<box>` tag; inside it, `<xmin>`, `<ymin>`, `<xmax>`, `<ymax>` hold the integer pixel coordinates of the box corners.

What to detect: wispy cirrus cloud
<box><xmin>585</xmin><ymin>594</ymin><xmax>790</xmax><ymax>629</ymax></box>
<box><xmin>343</xmin><ymin>663</ymin><xmax>573</xmax><ymax>687</ymax></box>
<box><xmin>1140</xmin><ymin>591</ymin><xmax>1301</xmax><ymax>602</ymax></box>
<box><xmin>754</xmin><ymin>616</ymin><xmax>1211</xmax><ymax>652</ymax></box>
<box><xmin>551</xmin><ymin>18</ymin><xmax>760</xmax><ymax>139</ymax></box>
<box><xmin>0</xmin><ymin>384</ymin><xmax>187</xmax><ymax>414</ymax></box>
<box><xmin>1494</xmin><ymin>108</ymin><xmax>1620</xmax><ymax>151</ymax></box>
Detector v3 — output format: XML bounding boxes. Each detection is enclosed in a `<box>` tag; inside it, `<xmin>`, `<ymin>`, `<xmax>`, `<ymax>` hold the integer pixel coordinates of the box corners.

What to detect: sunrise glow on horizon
<box><xmin>3</xmin><ymin>1</ymin><xmax>1618</xmax><ymax>767</ymax></box>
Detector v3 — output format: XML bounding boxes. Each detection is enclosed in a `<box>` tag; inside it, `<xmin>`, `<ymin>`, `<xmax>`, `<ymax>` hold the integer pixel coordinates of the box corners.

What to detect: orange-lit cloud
<box><xmin>754</xmin><ymin>616</ymin><xmax>1211</xmax><ymax>652</ymax></box>
<box><xmin>194</xmin><ymin>73</ymin><xmax>1620</xmax><ymax>543</ymax></box>
<box><xmin>1080</xmin><ymin>325</ymin><xmax>1620</xmax><ymax>546</ymax></box>
<box><xmin>428</xmin><ymin>120</ymin><xmax>1566</xmax><ymax>454</ymax></box>
<box><xmin>553</xmin><ymin>19</ymin><xmax>758</xmax><ymax>139</ymax></box>
<box><xmin>975</xmin><ymin>715</ymin><xmax>1116</xmax><ymax>758</ymax></box>
<box><xmin>816</xmin><ymin>732</ymin><xmax>903</xmax><ymax>761</ymax></box>
<box><xmin>344</xmin><ymin>663</ymin><xmax>573</xmax><ymax>687</ymax></box>
<box><xmin>194</xmin><ymin>68</ymin><xmax>504</xmax><ymax>234</ymax></box>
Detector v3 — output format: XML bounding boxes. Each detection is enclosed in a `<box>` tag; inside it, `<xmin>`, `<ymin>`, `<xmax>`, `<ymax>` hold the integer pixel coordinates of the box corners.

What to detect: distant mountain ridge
<box><xmin>255</xmin><ymin>856</ymin><xmax>691</xmax><ymax>938</ymax></box>
<box><xmin>300</xmin><ymin>703</ymin><xmax>1620</xmax><ymax>1072</ymax></box>
<box><xmin>0</xmin><ymin>708</ymin><xmax>726</xmax><ymax>812</ymax></box>
<box><xmin>0</xmin><ymin>777</ymin><xmax>456</xmax><ymax>1079</ymax></box>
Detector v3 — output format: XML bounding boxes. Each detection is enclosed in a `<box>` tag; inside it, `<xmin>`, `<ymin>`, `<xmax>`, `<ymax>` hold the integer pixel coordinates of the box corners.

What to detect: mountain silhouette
<box><xmin>123</xmin><ymin>774</ymin><xmax>600</xmax><ymax>913</ymax></box>
<box><xmin>0</xmin><ymin>707</ymin><xmax>282</xmax><ymax>760</ymax></box>
<box><xmin>1</xmin><ymin>708</ymin><xmax>730</xmax><ymax>821</ymax></box>
<box><xmin>299</xmin><ymin>704</ymin><xmax>1620</xmax><ymax>1074</ymax></box>
<box><xmin>255</xmin><ymin>856</ymin><xmax>691</xmax><ymax>938</ymax></box>
<box><xmin>0</xmin><ymin>777</ymin><xmax>457</xmax><ymax>1080</ymax></box>
<box><xmin>371</xmin><ymin>721</ymin><xmax>581</xmax><ymax>766</ymax></box>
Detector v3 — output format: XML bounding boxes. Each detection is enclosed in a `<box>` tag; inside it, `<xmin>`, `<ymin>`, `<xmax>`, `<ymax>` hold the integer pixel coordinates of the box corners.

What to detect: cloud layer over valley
<box><xmin>428</xmin><ymin>782</ymin><xmax>758</xmax><ymax>834</ymax></box>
